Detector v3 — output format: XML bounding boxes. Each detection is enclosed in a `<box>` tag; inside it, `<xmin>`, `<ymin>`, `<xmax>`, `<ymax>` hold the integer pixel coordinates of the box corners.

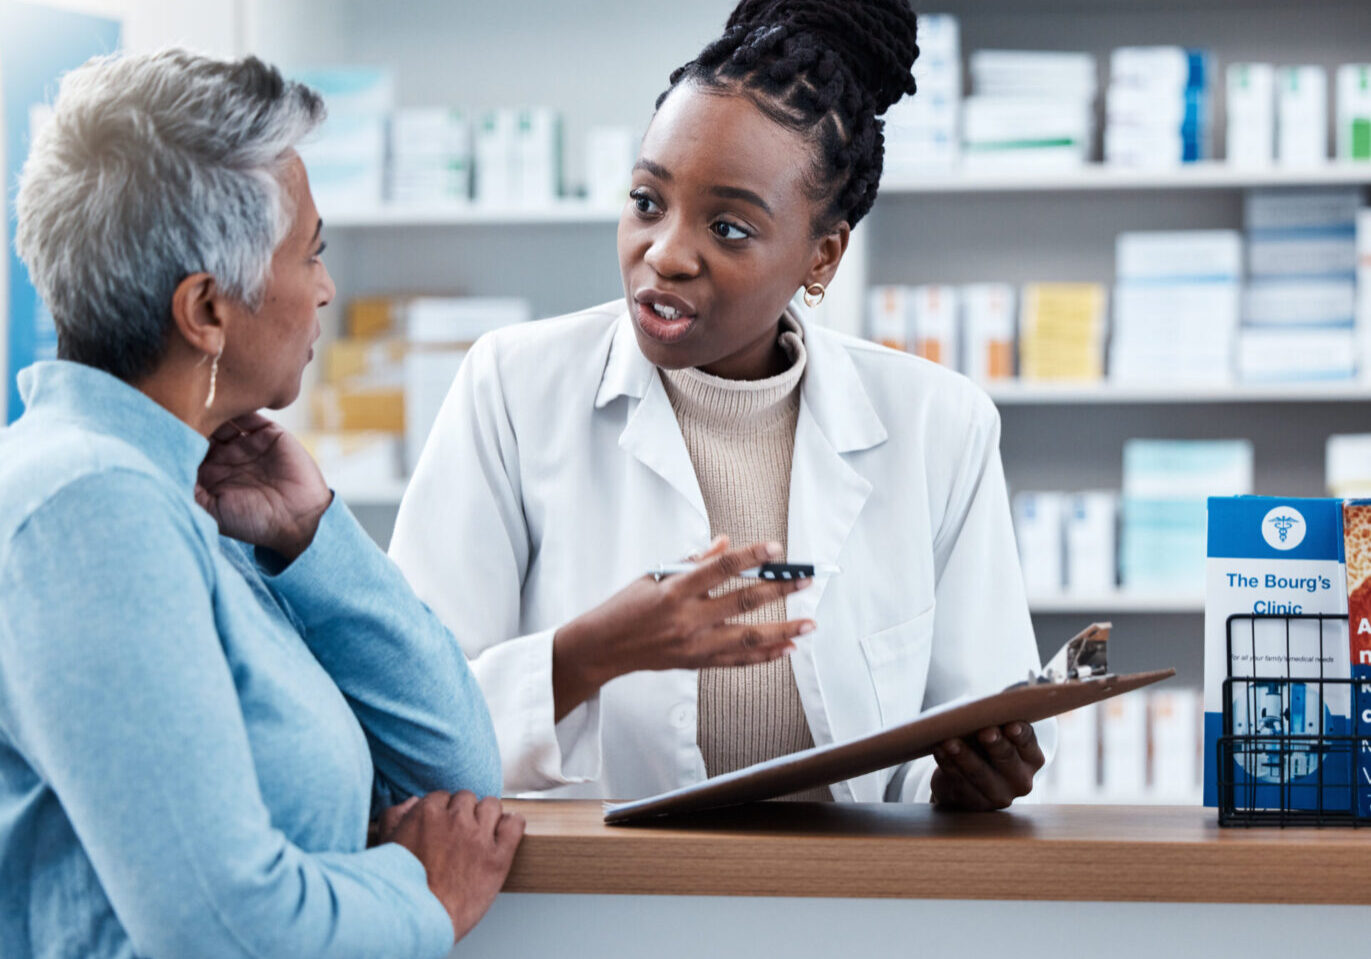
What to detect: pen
<box><xmin>648</xmin><ymin>562</ymin><xmax>842</xmax><ymax>582</ymax></box>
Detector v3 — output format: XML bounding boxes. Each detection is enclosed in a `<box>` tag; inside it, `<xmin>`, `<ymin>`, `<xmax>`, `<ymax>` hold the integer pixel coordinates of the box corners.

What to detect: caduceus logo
<box><xmin>1261</xmin><ymin>506</ymin><xmax>1306</xmax><ymax>551</ymax></box>
<box><xmin>1271</xmin><ymin>515</ymin><xmax>1297</xmax><ymax>541</ymax></box>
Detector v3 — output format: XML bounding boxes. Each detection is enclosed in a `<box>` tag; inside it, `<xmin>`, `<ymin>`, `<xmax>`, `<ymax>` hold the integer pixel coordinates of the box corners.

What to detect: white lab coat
<box><xmin>389</xmin><ymin>300</ymin><xmax>1055</xmax><ymax>802</ymax></box>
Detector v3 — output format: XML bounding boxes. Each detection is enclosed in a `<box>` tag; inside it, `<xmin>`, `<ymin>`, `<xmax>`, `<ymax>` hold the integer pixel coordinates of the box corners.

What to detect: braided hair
<box><xmin>656</xmin><ymin>0</ymin><xmax>919</xmax><ymax>233</ymax></box>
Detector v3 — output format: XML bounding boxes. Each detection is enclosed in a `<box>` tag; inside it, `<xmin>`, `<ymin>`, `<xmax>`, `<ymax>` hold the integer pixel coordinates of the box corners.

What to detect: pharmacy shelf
<box><xmin>986</xmin><ymin>381</ymin><xmax>1371</xmax><ymax>405</ymax></box>
<box><xmin>334</xmin><ymin>478</ymin><xmax>409</xmax><ymax>507</ymax></box>
<box><xmin>322</xmin><ymin>164</ymin><xmax>1371</xmax><ymax>230</ymax></box>
<box><xmin>884</xmin><ymin>161</ymin><xmax>1371</xmax><ymax>195</ymax></box>
<box><xmin>327</xmin><ymin>201</ymin><xmax>623</xmax><ymax>228</ymax></box>
<box><xmin>1028</xmin><ymin>592</ymin><xmax>1205</xmax><ymax>614</ymax></box>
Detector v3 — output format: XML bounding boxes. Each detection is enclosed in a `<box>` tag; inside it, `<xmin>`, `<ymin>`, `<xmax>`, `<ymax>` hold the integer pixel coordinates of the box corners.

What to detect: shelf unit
<box><xmin>323</xmin><ymin>164</ymin><xmax>1371</xmax><ymax>230</ymax></box>
<box><xmin>249</xmin><ymin>0</ymin><xmax>1371</xmax><ymax>692</ymax></box>
<box><xmin>985</xmin><ymin>382</ymin><xmax>1371</xmax><ymax>405</ymax></box>
<box><xmin>1027</xmin><ymin>592</ymin><xmax>1205</xmax><ymax>615</ymax></box>
<box><xmin>883</xmin><ymin>161</ymin><xmax>1371</xmax><ymax>194</ymax></box>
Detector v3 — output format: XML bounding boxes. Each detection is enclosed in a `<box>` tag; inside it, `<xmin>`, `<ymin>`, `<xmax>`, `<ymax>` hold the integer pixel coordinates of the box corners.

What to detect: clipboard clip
<box><xmin>1032</xmin><ymin>622</ymin><xmax>1111</xmax><ymax>684</ymax></box>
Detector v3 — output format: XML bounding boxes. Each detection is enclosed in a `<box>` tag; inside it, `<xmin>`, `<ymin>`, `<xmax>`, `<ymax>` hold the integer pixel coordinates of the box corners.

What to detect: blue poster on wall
<box><xmin>1</xmin><ymin>1</ymin><xmax>121</xmax><ymax>423</ymax></box>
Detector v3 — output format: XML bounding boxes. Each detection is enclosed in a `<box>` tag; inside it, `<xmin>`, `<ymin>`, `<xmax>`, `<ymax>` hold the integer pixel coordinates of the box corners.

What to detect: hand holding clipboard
<box><xmin>604</xmin><ymin>624</ymin><xmax>1173</xmax><ymax>824</ymax></box>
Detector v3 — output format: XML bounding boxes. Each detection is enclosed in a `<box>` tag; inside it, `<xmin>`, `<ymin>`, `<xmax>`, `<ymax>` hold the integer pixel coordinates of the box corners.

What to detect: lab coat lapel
<box><xmin>785</xmin><ymin>320</ymin><xmax>887</xmax><ymax>800</ymax></box>
<box><xmin>597</xmin><ymin>312</ymin><xmax>708</xmax><ymax>521</ymax></box>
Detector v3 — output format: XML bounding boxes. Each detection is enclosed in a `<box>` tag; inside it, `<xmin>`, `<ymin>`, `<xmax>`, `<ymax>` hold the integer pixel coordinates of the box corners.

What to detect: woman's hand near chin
<box><xmin>195</xmin><ymin>413</ymin><xmax>333</xmax><ymax>563</ymax></box>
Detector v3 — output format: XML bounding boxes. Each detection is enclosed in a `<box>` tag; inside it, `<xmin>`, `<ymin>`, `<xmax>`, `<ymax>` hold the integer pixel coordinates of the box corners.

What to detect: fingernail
<box><xmin>795</xmin><ymin>578</ymin><xmax>814</xmax><ymax>590</ymax></box>
<box><xmin>1008</xmin><ymin>723</ymin><xmax>1024</xmax><ymax>738</ymax></box>
<box><xmin>946</xmin><ymin>740</ymin><xmax>961</xmax><ymax>756</ymax></box>
<box><xmin>765</xmin><ymin>542</ymin><xmax>783</xmax><ymax>559</ymax></box>
<box><xmin>984</xmin><ymin>730</ymin><xmax>1000</xmax><ymax>744</ymax></box>
<box><xmin>798</xmin><ymin>621</ymin><xmax>815</xmax><ymax>635</ymax></box>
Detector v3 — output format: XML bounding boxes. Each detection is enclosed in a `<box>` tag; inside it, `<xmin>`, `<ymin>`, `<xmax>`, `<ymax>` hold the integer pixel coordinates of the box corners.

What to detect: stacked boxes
<box><xmin>474</xmin><ymin>108</ymin><xmax>562</xmax><ymax>207</ymax></box>
<box><xmin>1121</xmin><ymin>439</ymin><xmax>1253</xmax><ymax>594</ymax></box>
<box><xmin>402</xmin><ymin>297</ymin><xmax>530</xmax><ymax>473</ymax></box>
<box><xmin>390</xmin><ymin>107</ymin><xmax>472</xmax><ymax>207</ymax></box>
<box><xmin>1034</xmin><ymin>688</ymin><xmax>1203</xmax><ymax>804</ymax></box>
<box><xmin>1010</xmin><ymin>490</ymin><xmax>1117</xmax><ymax>597</ymax></box>
<box><xmin>308</xmin><ymin>296</ymin><xmax>530</xmax><ymax>487</ymax></box>
<box><xmin>1110</xmin><ymin>230</ymin><xmax>1241</xmax><ymax>384</ymax></box>
<box><xmin>963</xmin><ymin>50</ymin><xmax>1096</xmax><ymax>171</ymax></box>
<box><xmin>1018</xmin><ymin>283</ymin><xmax>1107</xmax><ymax>382</ymax></box>
<box><xmin>882</xmin><ymin>13</ymin><xmax>960</xmax><ymax>177</ymax></box>
<box><xmin>1240</xmin><ymin>189</ymin><xmax>1361</xmax><ymax>382</ymax></box>
<box><xmin>1105</xmin><ymin>47</ymin><xmax>1211</xmax><ymax>168</ymax></box>
<box><xmin>292</xmin><ymin>68</ymin><xmax>393</xmax><ymax>213</ymax></box>
<box><xmin>866</xmin><ymin>284</ymin><xmax>1013</xmax><ymax>383</ymax></box>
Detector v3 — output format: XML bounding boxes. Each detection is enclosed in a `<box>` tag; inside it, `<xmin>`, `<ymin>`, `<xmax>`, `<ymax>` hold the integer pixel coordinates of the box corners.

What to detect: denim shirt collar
<box><xmin>17</xmin><ymin>360</ymin><xmax>210</xmax><ymax>491</ymax></box>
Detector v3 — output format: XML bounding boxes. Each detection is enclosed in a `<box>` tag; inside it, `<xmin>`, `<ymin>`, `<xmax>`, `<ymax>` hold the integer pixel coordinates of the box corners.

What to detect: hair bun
<box><xmin>724</xmin><ymin>0</ymin><xmax>920</xmax><ymax>114</ymax></box>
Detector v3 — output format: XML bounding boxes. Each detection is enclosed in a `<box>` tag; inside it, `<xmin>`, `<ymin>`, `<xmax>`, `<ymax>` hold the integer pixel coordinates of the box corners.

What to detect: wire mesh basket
<box><xmin>1218</xmin><ymin>612</ymin><xmax>1371</xmax><ymax>826</ymax></box>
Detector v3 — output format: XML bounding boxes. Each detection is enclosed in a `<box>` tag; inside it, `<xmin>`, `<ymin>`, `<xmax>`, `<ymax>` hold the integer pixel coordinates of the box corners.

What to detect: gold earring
<box><xmin>803</xmin><ymin>283</ymin><xmax>826</xmax><ymax>308</ymax></box>
<box><xmin>204</xmin><ymin>346</ymin><xmax>223</xmax><ymax>410</ymax></box>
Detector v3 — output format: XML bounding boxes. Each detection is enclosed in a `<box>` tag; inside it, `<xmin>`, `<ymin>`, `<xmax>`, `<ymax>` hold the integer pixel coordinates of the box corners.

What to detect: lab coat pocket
<box><xmin>859</xmin><ymin>605</ymin><xmax>936</xmax><ymax>728</ymax></box>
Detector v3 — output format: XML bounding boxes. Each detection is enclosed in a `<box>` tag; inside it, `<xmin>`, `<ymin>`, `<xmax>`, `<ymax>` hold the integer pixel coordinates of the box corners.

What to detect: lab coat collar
<box><xmin>594</xmin><ymin>305</ymin><xmax>888</xmax><ymax>457</ymax></box>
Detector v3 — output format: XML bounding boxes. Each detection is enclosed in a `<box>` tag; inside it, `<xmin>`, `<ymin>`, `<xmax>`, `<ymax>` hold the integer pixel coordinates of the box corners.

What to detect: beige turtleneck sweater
<box><xmin>660</xmin><ymin>315</ymin><xmax>831</xmax><ymax>802</ymax></box>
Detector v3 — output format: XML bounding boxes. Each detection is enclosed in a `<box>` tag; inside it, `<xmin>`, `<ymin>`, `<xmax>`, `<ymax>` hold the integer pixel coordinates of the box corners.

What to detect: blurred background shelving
<box><xmin>8</xmin><ymin>0</ymin><xmax>1371</xmax><ymax>806</ymax></box>
<box><xmin>232</xmin><ymin>1</ymin><xmax>1371</xmax><ymax>706</ymax></box>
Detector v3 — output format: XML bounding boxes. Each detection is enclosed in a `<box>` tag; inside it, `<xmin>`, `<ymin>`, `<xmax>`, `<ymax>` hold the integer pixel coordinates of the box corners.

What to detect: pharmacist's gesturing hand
<box><xmin>195</xmin><ymin>413</ymin><xmax>332</xmax><ymax>563</ymax></box>
<box><xmin>929</xmin><ymin>722</ymin><xmax>1044</xmax><ymax>811</ymax></box>
<box><xmin>550</xmin><ymin>536</ymin><xmax>817</xmax><ymax>721</ymax></box>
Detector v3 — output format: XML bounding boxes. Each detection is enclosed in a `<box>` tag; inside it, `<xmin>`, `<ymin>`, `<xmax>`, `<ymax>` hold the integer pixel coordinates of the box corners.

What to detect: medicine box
<box><xmin>1012</xmin><ymin>491</ymin><xmax>1064</xmax><ymax>597</ymax></box>
<box><xmin>1065</xmin><ymin>491</ymin><xmax>1118</xmax><ymax>594</ymax></box>
<box><xmin>1227</xmin><ymin>63</ymin><xmax>1275</xmax><ymax>167</ymax></box>
<box><xmin>910</xmin><ymin>285</ymin><xmax>959</xmax><ymax>369</ymax></box>
<box><xmin>866</xmin><ymin>286</ymin><xmax>912</xmax><ymax>352</ymax></box>
<box><xmin>1276</xmin><ymin>66</ymin><xmax>1328</xmax><ymax>166</ymax></box>
<box><xmin>960</xmin><ymin>283</ymin><xmax>1015</xmax><ymax>383</ymax></box>
<box><xmin>1337</xmin><ymin>64</ymin><xmax>1371</xmax><ymax>162</ymax></box>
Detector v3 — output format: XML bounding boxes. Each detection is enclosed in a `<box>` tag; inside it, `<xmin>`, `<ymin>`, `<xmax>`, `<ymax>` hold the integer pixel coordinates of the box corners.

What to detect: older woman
<box><xmin>0</xmin><ymin>50</ymin><xmax>520</xmax><ymax>958</ymax></box>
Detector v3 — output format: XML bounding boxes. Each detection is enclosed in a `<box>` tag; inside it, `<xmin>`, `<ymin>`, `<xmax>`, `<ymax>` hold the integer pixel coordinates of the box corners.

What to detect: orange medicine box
<box><xmin>962</xmin><ymin>283</ymin><xmax>1016</xmax><ymax>383</ymax></box>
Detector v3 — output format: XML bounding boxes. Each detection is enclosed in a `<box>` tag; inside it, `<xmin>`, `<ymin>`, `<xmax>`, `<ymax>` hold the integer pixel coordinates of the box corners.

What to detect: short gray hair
<box><xmin>14</xmin><ymin>49</ymin><xmax>325</xmax><ymax>382</ymax></box>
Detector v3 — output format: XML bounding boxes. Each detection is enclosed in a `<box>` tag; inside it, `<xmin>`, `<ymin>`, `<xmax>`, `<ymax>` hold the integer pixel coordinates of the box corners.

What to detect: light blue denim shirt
<box><xmin>0</xmin><ymin>361</ymin><xmax>501</xmax><ymax>959</ymax></box>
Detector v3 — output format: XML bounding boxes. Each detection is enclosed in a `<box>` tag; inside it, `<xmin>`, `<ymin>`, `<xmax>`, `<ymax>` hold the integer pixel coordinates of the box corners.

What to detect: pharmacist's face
<box><xmin>619</xmin><ymin>84</ymin><xmax>845</xmax><ymax>378</ymax></box>
<box><xmin>223</xmin><ymin>153</ymin><xmax>335</xmax><ymax>410</ymax></box>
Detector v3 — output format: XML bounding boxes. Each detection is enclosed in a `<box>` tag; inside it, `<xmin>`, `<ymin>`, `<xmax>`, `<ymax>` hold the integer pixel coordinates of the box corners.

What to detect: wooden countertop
<box><xmin>501</xmin><ymin>800</ymin><xmax>1371</xmax><ymax>904</ymax></box>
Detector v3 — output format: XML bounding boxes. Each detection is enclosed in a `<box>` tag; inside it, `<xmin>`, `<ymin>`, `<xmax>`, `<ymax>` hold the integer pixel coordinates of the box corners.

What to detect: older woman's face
<box><xmin>225</xmin><ymin>152</ymin><xmax>334</xmax><ymax>410</ymax></box>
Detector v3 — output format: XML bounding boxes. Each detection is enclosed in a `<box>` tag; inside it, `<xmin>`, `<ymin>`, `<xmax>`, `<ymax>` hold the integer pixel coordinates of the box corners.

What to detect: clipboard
<box><xmin>604</xmin><ymin>623</ymin><xmax>1174</xmax><ymax>825</ymax></box>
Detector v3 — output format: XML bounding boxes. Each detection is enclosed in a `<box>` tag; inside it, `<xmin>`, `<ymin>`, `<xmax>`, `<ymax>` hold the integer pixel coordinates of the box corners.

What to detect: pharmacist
<box><xmin>391</xmin><ymin>0</ymin><xmax>1054</xmax><ymax>808</ymax></box>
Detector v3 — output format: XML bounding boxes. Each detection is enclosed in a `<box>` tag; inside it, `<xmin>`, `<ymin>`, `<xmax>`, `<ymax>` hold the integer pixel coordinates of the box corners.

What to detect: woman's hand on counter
<box><xmin>382</xmin><ymin>790</ymin><xmax>525</xmax><ymax>944</ymax></box>
<box><xmin>195</xmin><ymin>413</ymin><xmax>332</xmax><ymax>563</ymax></box>
<box><xmin>550</xmin><ymin>536</ymin><xmax>817</xmax><ymax>722</ymax></box>
<box><xmin>929</xmin><ymin>722</ymin><xmax>1044</xmax><ymax>811</ymax></box>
